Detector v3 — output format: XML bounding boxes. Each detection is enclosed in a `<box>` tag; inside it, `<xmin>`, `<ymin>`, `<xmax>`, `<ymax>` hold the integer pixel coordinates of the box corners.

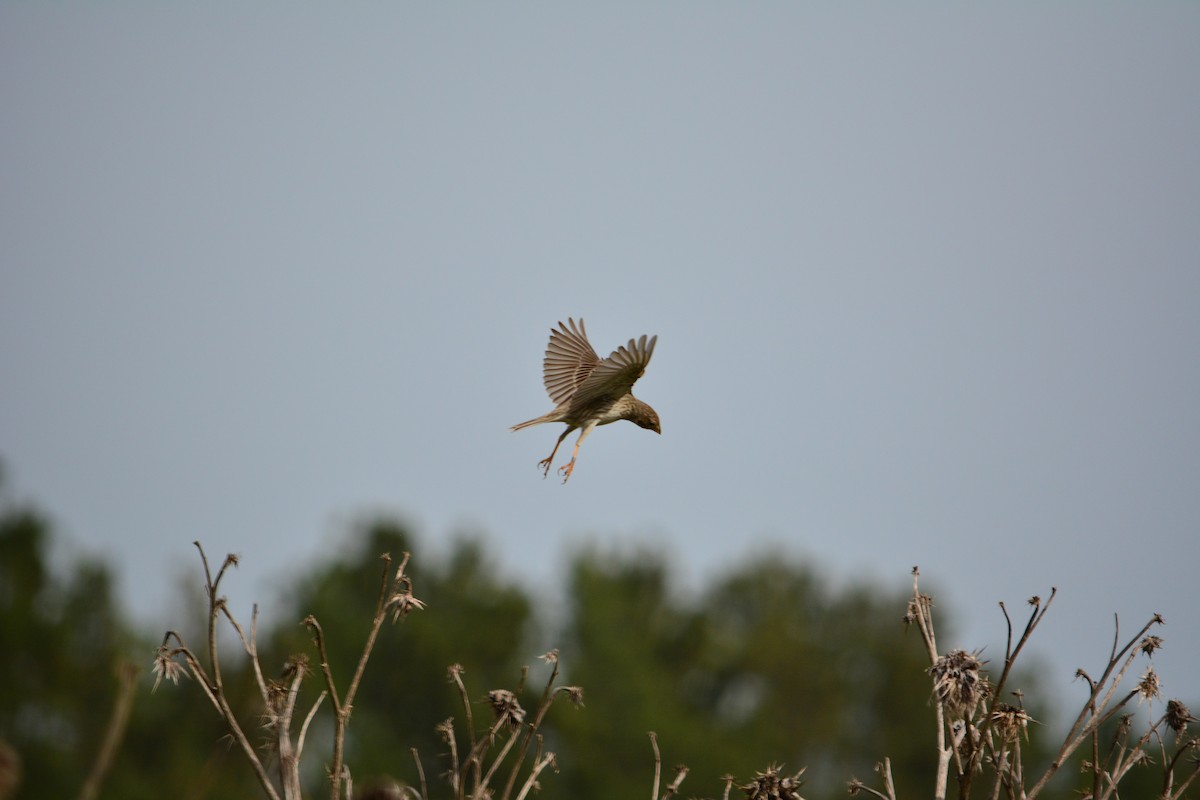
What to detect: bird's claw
<box><xmin>557</xmin><ymin>461</ymin><xmax>575</xmax><ymax>484</ymax></box>
<box><xmin>537</xmin><ymin>458</ymin><xmax>553</xmax><ymax>478</ymax></box>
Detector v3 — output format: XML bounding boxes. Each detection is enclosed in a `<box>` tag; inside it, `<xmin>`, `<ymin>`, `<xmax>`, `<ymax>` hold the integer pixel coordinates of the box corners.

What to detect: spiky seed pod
<box><xmin>930</xmin><ymin>649</ymin><xmax>989</xmax><ymax>718</ymax></box>
<box><xmin>486</xmin><ymin>689</ymin><xmax>526</xmax><ymax>727</ymax></box>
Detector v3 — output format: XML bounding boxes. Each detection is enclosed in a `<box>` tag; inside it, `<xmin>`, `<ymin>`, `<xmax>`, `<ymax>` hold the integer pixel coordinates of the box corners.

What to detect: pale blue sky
<box><xmin>3</xmin><ymin>5</ymin><xmax>1198</xmax><ymax>718</ymax></box>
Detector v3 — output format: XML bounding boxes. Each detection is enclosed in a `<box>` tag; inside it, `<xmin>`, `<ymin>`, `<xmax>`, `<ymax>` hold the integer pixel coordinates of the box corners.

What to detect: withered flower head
<box><xmin>1136</xmin><ymin>667</ymin><xmax>1161</xmax><ymax>702</ymax></box>
<box><xmin>151</xmin><ymin>644</ymin><xmax>188</xmax><ymax>692</ymax></box>
<box><xmin>540</xmin><ymin>649</ymin><xmax>560</xmax><ymax>665</ymax></box>
<box><xmin>1140</xmin><ymin>635</ymin><xmax>1164</xmax><ymax>657</ymax></box>
<box><xmin>387</xmin><ymin>577</ymin><xmax>426</xmax><ymax>623</ymax></box>
<box><xmin>435</xmin><ymin>719</ymin><xmax>455</xmax><ymax>743</ymax></box>
<box><xmin>558</xmin><ymin>685</ymin><xmax>585</xmax><ymax>708</ymax></box>
<box><xmin>741</xmin><ymin>763</ymin><xmax>806</xmax><ymax>800</ymax></box>
<box><xmin>486</xmin><ymin>689</ymin><xmax>526</xmax><ymax>727</ymax></box>
<box><xmin>990</xmin><ymin>703</ymin><xmax>1035</xmax><ymax>741</ymax></box>
<box><xmin>1166</xmin><ymin>699</ymin><xmax>1194</xmax><ymax>736</ymax></box>
<box><xmin>929</xmin><ymin>650</ymin><xmax>989</xmax><ymax>718</ymax></box>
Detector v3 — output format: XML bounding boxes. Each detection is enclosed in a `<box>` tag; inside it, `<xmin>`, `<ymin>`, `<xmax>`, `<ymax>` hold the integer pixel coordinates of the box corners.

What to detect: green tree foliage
<box><xmin>551</xmin><ymin>550</ymin><xmax>945</xmax><ymax>799</ymax></box>
<box><xmin>5</xmin><ymin>469</ymin><xmax>1182</xmax><ymax>799</ymax></box>
<box><xmin>0</xmin><ymin>481</ymin><xmax>263</xmax><ymax>799</ymax></box>
<box><xmin>0</xmin><ymin>496</ymin><xmax>130</xmax><ymax>797</ymax></box>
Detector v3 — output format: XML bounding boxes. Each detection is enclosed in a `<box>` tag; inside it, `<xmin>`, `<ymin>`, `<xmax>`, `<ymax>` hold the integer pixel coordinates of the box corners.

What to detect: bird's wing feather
<box><xmin>571</xmin><ymin>333</ymin><xmax>657</xmax><ymax>406</ymax></box>
<box><xmin>543</xmin><ymin>318</ymin><xmax>600</xmax><ymax>405</ymax></box>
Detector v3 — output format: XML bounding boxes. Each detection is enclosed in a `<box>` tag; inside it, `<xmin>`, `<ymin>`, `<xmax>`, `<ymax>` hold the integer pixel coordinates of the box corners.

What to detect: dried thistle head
<box><xmin>741</xmin><ymin>764</ymin><xmax>806</xmax><ymax>800</ymax></box>
<box><xmin>1137</xmin><ymin>667</ymin><xmax>1161</xmax><ymax>703</ymax></box>
<box><xmin>1140</xmin><ymin>635</ymin><xmax>1164</xmax><ymax>657</ymax></box>
<box><xmin>539</xmin><ymin>649</ymin><xmax>560</xmax><ymax>666</ymax></box>
<box><xmin>990</xmin><ymin>703</ymin><xmax>1035</xmax><ymax>742</ymax></box>
<box><xmin>1166</xmin><ymin>700</ymin><xmax>1194</xmax><ymax>736</ymax></box>
<box><xmin>435</xmin><ymin>718</ymin><xmax>455</xmax><ymax>744</ymax></box>
<box><xmin>151</xmin><ymin>644</ymin><xmax>188</xmax><ymax>692</ymax></box>
<box><xmin>930</xmin><ymin>649</ymin><xmax>989</xmax><ymax>718</ymax></box>
<box><xmin>486</xmin><ymin>690</ymin><xmax>526</xmax><ymax>728</ymax></box>
<box><xmin>387</xmin><ymin>577</ymin><xmax>426</xmax><ymax>623</ymax></box>
<box><xmin>558</xmin><ymin>685</ymin><xmax>585</xmax><ymax>708</ymax></box>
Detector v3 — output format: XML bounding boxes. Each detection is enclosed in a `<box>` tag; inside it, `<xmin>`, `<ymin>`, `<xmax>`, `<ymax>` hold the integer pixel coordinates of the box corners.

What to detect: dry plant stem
<box><xmin>1025</xmin><ymin>614</ymin><xmax>1163</xmax><ymax>799</ymax></box>
<box><xmin>307</xmin><ymin>552</ymin><xmax>395</xmax><ymax>800</ymax></box>
<box><xmin>959</xmin><ymin>590</ymin><xmax>1056</xmax><ymax>800</ymax></box>
<box><xmin>296</xmin><ymin>691</ymin><xmax>327</xmax><ymax>765</ymax></box>
<box><xmin>411</xmin><ymin>747</ymin><xmax>430</xmax><ymax>800</ymax></box>
<box><xmin>911</xmin><ymin>569</ymin><xmax>952</xmax><ymax>800</ymax></box>
<box><xmin>448</xmin><ymin>668</ymin><xmax>478</xmax><ymax>798</ymax></box>
<box><xmin>474</xmin><ymin>727</ymin><xmax>521</xmax><ymax>799</ymax></box>
<box><xmin>193</xmin><ymin>542</ymin><xmax>282</xmax><ymax>800</ymax></box>
<box><xmin>276</xmin><ymin>660</ymin><xmax>307</xmax><ymax>799</ymax></box>
<box><xmin>443</xmin><ymin>721</ymin><xmax>462</xmax><ymax>798</ymax></box>
<box><xmin>879</xmin><ymin>757</ymin><xmax>897</xmax><ymax>800</ymax></box>
<box><xmin>78</xmin><ymin>661</ymin><xmax>140</xmax><ymax>800</ymax></box>
<box><xmin>649</xmin><ymin>731</ymin><xmax>662</xmax><ymax>800</ymax></box>
<box><xmin>500</xmin><ymin>656</ymin><xmax>562</xmax><ymax>800</ymax></box>
<box><xmin>1164</xmin><ymin>751</ymin><xmax>1200</xmax><ymax>800</ymax></box>
<box><xmin>661</xmin><ymin>765</ymin><xmax>689</xmax><ymax>799</ymax></box>
<box><xmin>514</xmin><ymin>751</ymin><xmax>555</xmax><ymax>800</ymax></box>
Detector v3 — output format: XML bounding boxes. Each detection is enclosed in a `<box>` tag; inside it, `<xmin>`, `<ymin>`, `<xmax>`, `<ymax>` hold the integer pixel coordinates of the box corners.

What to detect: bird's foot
<box><xmin>557</xmin><ymin>460</ymin><xmax>575</xmax><ymax>484</ymax></box>
<box><xmin>538</xmin><ymin>458</ymin><xmax>553</xmax><ymax>478</ymax></box>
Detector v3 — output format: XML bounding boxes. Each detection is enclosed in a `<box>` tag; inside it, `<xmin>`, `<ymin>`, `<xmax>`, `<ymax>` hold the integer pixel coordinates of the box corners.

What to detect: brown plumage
<box><xmin>512</xmin><ymin>317</ymin><xmax>660</xmax><ymax>483</ymax></box>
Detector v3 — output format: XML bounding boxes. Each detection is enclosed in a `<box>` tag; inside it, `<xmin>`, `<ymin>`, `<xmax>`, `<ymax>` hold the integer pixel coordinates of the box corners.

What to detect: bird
<box><xmin>512</xmin><ymin>317</ymin><xmax>660</xmax><ymax>483</ymax></box>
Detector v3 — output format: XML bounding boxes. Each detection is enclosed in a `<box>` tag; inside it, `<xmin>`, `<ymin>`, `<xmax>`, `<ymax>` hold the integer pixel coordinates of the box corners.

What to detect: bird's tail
<box><xmin>511</xmin><ymin>412</ymin><xmax>557</xmax><ymax>431</ymax></box>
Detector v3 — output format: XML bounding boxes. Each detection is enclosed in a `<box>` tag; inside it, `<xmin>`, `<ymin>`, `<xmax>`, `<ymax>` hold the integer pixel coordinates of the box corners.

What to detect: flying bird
<box><xmin>512</xmin><ymin>318</ymin><xmax>660</xmax><ymax>483</ymax></box>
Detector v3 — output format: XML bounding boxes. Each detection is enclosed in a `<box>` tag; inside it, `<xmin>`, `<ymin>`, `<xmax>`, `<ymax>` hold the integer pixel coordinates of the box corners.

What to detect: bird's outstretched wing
<box><xmin>571</xmin><ymin>333</ymin><xmax>657</xmax><ymax>406</ymax></box>
<box><xmin>543</xmin><ymin>318</ymin><xmax>600</xmax><ymax>405</ymax></box>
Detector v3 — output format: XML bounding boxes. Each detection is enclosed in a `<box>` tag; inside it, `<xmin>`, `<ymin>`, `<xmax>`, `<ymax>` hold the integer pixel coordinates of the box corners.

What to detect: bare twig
<box><xmin>500</xmin><ymin>652</ymin><xmax>563</xmax><ymax>800</ymax></box>
<box><xmin>513</xmin><ymin>750</ymin><xmax>555</xmax><ymax>800</ymax></box>
<box><xmin>649</xmin><ymin>731</ymin><xmax>662</xmax><ymax>800</ymax></box>
<box><xmin>306</xmin><ymin>552</ymin><xmax>401</xmax><ymax>800</ymax></box>
<box><xmin>78</xmin><ymin>661</ymin><xmax>140</xmax><ymax>800</ymax></box>
<box><xmin>411</xmin><ymin>747</ymin><xmax>429</xmax><ymax>800</ymax></box>
<box><xmin>192</xmin><ymin>543</ymin><xmax>281</xmax><ymax>800</ymax></box>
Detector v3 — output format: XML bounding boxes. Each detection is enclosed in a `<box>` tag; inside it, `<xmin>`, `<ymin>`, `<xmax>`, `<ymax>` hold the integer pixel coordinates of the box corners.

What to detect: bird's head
<box><xmin>631</xmin><ymin>402</ymin><xmax>661</xmax><ymax>434</ymax></box>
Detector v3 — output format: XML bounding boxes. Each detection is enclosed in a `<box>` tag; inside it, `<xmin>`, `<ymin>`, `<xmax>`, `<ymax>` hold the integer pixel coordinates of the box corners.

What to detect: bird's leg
<box><xmin>557</xmin><ymin>425</ymin><xmax>594</xmax><ymax>484</ymax></box>
<box><xmin>539</xmin><ymin>428</ymin><xmax>572</xmax><ymax>478</ymax></box>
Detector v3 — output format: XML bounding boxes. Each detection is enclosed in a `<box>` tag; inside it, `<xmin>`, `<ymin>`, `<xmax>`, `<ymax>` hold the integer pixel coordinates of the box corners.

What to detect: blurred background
<box><xmin>2</xmin><ymin>5</ymin><xmax>1197</xmax><ymax>799</ymax></box>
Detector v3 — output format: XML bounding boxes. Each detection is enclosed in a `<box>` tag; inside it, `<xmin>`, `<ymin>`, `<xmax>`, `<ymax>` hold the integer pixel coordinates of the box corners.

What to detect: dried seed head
<box><xmin>930</xmin><ymin>650</ymin><xmax>989</xmax><ymax>718</ymax></box>
<box><xmin>1166</xmin><ymin>700</ymin><xmax>1193</xmax><ymax>736</ymax></box>
<box><xmin>1140</xmin><ymin>635</ymin><xmax>1164</xmax><ymax>657</ymax></box>
<box><xmin>266</xmin><ymin>679</ymin><xmax>288</xmax><ymax>713</ymax></box>
<box><xmin>540</xmin><ymin>649</ymin><xmax>560</xmax><ymax>665</ymax></box>
<box><xmin>486</xmin><ymin>689</ymin><xmax>526</xmax><ymax>728</ymax></box>
<box><xmin>990</xmin><ymin>703</ymin><xmax>1034</xmax><ymax>742</ymax></box>
<box><xmin>151</xmin><ymin>645</ymin><xmax>188</xmax><ymax>692</ymax></box>
<box><xmin>435</xmin><ymin>718</ymin><xmax>455</xmax><ymax>743</ymax></box>
<box><xmin>741</xmin><ymin>764</ymin><xmax>806</xmax><ymax>800</ymax></box>
<box><xmin>1137</xmin><ymin>667</ymin><xmax>1161</xmax><ymax>702</ymax></box>
<box><xmin>387</xmin><ymin>578</ymin><xmax>426</xmax><ymax>623</ymax></box>
<box><xmin>1027</xmin><ymin>595</ymin><xmax>1040</xmax><ymax>606</ymax></box>
<box><xmin>559</xmin><ymin>685</ymin><xmax>585</xmax><ymax>708</ymax></box>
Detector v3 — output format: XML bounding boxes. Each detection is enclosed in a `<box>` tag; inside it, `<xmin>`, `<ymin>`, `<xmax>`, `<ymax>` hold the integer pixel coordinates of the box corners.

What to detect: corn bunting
<box><xmin>512</xmin><ymin>318</ymin><xmax>660</xmax><ymax>483</ymax></box>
